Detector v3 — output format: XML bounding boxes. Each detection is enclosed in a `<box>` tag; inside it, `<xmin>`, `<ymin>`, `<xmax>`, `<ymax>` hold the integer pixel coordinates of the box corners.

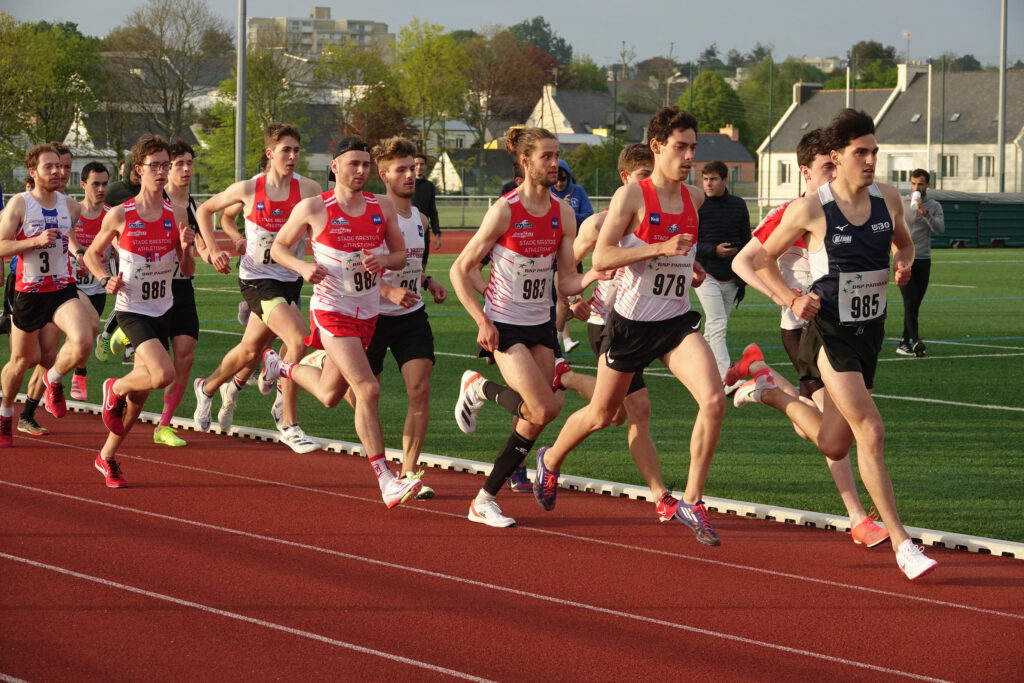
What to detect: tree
<box><xmin>461</xmin><ymin>28</ymin><xmax>544</xmax><ymax>151</ymax></box>
<box><xmin>725</xmin><ymin>49</ymin><xmax>745</xmax><ymax>70</ymax></box>
<box><xmin>748</xmin><ymin>42</ymin><xmax>772</xmax><ymax>65</ymax></box>
<box><xmin>314</xmin><ymin>38</ymin><xmax>392</xmax><ymax>137</ymax></box>
<box><xmin>564</xmin><ymin>56</ymin><xmax>608</xmax><ymax>92</ymax></box>
<box><xmin>857</xmin><ymin>60</ymin><xmax>897</xmax><ymax>88</ymax></box>
<box><xmin>953</xmin><ymin>54</ymin><xmax>983</xmax><ymax>71</ymax></box>
<box><xmin>700</xmin><ymin>43</ymin><xmax>720</xmax><ymax>63</ymax></box>
<box><xmin>563</xmin><ymin>139</ymin><xmax>622</xmax><ymax>197</ymax></box>
<box><xmin>394</xmin><ymin>19</ymin><xmax>468</xmax><ymax>158</ymax></box>
<box><xmin>689</xmin><ymin>71</ymin><xmax>748</xmax><ymax>136</ymax></box>
<box><xmin>849</xmin><ymin>40</ymin><xmax>897</xmax><ymax>72</ymax></box>
<box><xmin>195</xmin><ymin>48</ymin><xmax>309</xmax><ymax>191</ymax></box>
<box><xmin>511</xmin><ymin>16</ymin><xmax>572</xmax><ymax>66</ymax></box>
<box><xmin>737</xmin><ymin>57</ymin><xmax>824</xmax><ymax>155</ymax></box>
<box><xmin>104</xmin><ymin>0</ymin><xmax>231</xmax><ymax>140</ymax></box>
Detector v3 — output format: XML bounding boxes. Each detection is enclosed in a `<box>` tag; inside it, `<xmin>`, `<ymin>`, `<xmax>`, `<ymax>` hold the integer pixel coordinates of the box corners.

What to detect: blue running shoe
<box><xmin>507</xmin><ymin>465</ymin><xmax>532</xmax><ymax>493</ymax></box>
<box><xmin>533</xmin><ymin>447</ymin><xmax>559</xmax><ymax>511</ymax></box>
<box><xmin>674</xmin><ymin>500</ymin><xmax>721</xmax><ymax>546</ymax></box>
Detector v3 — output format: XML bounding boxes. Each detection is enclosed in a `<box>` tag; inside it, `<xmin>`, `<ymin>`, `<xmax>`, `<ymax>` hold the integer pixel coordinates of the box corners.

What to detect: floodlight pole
<box><xmin>235</xmin><ymin>0</ymin><xmax>247</xmax><ymax>182</ymax></box>
<box><xmin>997</xmin><ymin>0</ymin><xmax>1007</xmax><ymax>192</ymax></box>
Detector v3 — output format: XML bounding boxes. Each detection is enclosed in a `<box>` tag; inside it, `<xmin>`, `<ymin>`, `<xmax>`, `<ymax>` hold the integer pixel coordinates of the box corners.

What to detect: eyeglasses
<box><xmin>141</xmin><ymin>162</ymin><xmax>172</xmax><ymax>172</ymax></box>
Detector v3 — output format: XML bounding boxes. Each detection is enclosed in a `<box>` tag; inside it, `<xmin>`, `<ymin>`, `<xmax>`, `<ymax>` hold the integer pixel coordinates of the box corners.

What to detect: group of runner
<box><xmin>0</xmin><ymin>104</ymin><xmax>937</xmax><ymax>580</ymax></box>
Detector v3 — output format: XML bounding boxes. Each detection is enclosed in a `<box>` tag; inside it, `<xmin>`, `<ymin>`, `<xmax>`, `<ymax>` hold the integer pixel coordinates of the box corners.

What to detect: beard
<box><xmin>529</xmin><ymin>164</ymin><xmax>554</xmax><ymax>188</ymax></box>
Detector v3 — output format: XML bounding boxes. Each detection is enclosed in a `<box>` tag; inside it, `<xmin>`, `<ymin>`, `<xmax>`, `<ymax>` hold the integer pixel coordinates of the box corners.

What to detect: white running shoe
<box><xmin>733</xmin><ymin>371</ymin><xmax>777</xmax><ymax>408</ymax></box>
<box><xmin>271</xmin><ymin>386</ymin><xmax>284</xmax><ymax>431</ymax></box>
<box><xmin>259</xmin><ymin>349</ymin><xmax>281</xmax><ymax>395</ymax></box>
<box><xmin>193</xmin><ymin>378</ymin><xmax>213</xmax><ymax>432</ymax></box>
<box><xmin>896</xmin><ymin>539</ymin><xmax>938</xmax><ymax>580</ymax></box>
<box><xmin>218</xmin><ymin>382</ymin><xmax>241</xmax><ymax>431</ymax></box>
<box><xmin>454</xmin><ymin>370</ymin><xmax>485</xmax><ymax>434</ymax></box>
<box><xmin>723</xmin><ymin>378</ymin><xmax>746</xmax><ymax>396</ymax></box>
<box><xmin>381</xmin><ymin>474</ymin><xmax>422</xmax><ymax>509</ymax></box>
<box><xmin>468</xmin><ymin>498</ymin><xmax>516</xmax><ymax>527</ymax></box>
<box><xmin>279</xmin><ymin>423</ymin><xmax>320</xmax><ymax>454</ymax></box>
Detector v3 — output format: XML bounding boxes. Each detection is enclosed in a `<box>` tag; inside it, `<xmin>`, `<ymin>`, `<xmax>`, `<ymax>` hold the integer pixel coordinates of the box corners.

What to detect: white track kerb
<box><xmin>43</xmin><ymin>395</ymin><xmax>1024</xmax><ymax>560</ymax></box>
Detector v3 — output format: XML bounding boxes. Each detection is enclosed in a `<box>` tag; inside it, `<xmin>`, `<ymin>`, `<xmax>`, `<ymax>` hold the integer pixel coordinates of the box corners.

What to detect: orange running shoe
<box><xmin>851</xmin><ymin>508</ymin><xmax>890</xmax><ymax>548</ymax></box>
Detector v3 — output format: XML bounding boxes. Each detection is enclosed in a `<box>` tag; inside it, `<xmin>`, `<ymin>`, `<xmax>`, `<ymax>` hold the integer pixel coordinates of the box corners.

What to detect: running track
<box><xmin>2</xmin><ymin>411</ymin><xmax>1022</xmax><ymax>682</ymax></box>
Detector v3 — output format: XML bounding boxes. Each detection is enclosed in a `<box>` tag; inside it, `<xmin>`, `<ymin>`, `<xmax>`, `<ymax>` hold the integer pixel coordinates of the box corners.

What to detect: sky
<box><xmin>6</xmin><ymin>0</ymin><xmax>1023</xmax><ymax>67</ymax></box>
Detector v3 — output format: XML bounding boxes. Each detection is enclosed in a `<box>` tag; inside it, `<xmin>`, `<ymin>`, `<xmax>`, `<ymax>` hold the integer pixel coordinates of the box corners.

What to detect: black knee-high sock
<box><xmin>483</xmin><ymin>430</ymin><xmax>535</xmax><ymax>496</ymax></box>
<box><xmin>480</xmin><ymin>379</ymin><xmax>524</xmax><ymax>418</ymax></box>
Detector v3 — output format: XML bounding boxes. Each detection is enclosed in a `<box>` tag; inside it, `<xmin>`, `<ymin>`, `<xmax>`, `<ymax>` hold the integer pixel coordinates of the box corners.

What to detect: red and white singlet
<box><xmin>14</xmin><ymin>191</ymin><xmax>75</xmax><ymax>293</ymax></box>
<box><xmin>613</xmin><ymin>178</ymin><xmax>699</xmax><ymax>322</ymax></box>
<box><xmin>238</xmin><ymin>175</ymin><xmax>305</xmax><ymax>282</ymax></box>
<box><xmin>310</xmin><ymin>190</ymin><xmax>386</xmax><ymax>319</ymax></box>
<box><xmin>484</xmin><ymin>190</ymin><xmax>562</xmax><ymax>326</ymax></box>
<box><xmin>73</xmin><ymin>204</ymin><xmax>112</xmax><ymax>295</ymax></box>
<box><xmin>751</xmin><ymin>198</ymin><xmax>810</xmax><ymax>330</ymax></box>
<box><xmin>114</xmin><ymin>198</ymin><xmax>178</xmax><ymax>316</ymax></box>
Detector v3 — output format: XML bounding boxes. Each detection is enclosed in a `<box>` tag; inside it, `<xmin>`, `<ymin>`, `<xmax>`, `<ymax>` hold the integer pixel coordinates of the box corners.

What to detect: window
<box><xmin>941</xmin><ymin>154</ymin><xmax>958</xmax><ymax>178</ymax></box>
<box><xmin>974</xmin><ymin>155</ymin><xmax>995</xmax><ymax>179</ymax></box>
<box><xmin>778</xmin><ymin>161</ymin><xmax>792</xmax><ymax>185</ymax></box>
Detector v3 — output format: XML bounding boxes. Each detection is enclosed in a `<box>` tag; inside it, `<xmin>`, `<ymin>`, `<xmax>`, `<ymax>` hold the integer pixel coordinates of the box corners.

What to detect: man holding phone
<box><xmin>695</xmin><ymin>160</ymin><xmax>751</xmax><ymax>388</ymax></box>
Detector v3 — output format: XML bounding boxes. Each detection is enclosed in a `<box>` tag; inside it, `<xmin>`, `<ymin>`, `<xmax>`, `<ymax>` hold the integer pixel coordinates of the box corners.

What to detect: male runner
<box><xmin>84</xmin><ymin>134</ymin><xmax>194</xmax><ymax>486</ymax></box>
<box><xmin>358</xmin><ymin>137</ymin><xmax>449</xmax><ymax>498</ymax></box>
<box><xmin>532</xmin><ymin>107</ymin><xmax>726</xmax><ymax>546</ymax></box>
<box><xmin>192</xmin><ymin>123</ymin><xmax>322</xmax><ymax>453</ymax></box>
<box><xmin>753</xmin><ymin>108</ymin><xmax>937</xmax><ymax>579</ymax></box>
<box><xmin>557</xmin><ymin>142</ymin><xmax>707</xmax><ymax>526</ymax></box>
<box><xmin>151</xmin><ymin>140</ymin><xmax>208</xmax><ymax>447</ymax></box>
<box><xmin>0</xmin><ymin>144</ymin><xmax>92</xmax><ymax>447</ymax></box>
<box><xmin>260</xmin><ymin>135</ymin><xmax>422</xmax><ymax>508</ymax></box>
<box><xmin>730</xmin><ymin>128</ymin><xmax>889</xmax><ymax>548</ymax></box>
<box><xmin>450</xmin><ymin>127</ymin><xmax>605</xmax><ymax>528</ymax></box>
<box><xmin>68</xmin><ymin>162</ymin><xmax>113</xmax><ymax>402</ymax></box>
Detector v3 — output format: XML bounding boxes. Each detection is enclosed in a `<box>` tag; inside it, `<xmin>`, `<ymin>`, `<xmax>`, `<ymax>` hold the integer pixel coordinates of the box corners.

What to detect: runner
<box><xmin>0</xmin><ymin>144</ymin><xmax>92</xmax><ymax>447</ymax></box>
<box><xmin>192</xmin><ymin>123</ymin><xmax>322</xmax><ymax>453</ymax></box>
<box><xmin>752</xmin><ymin>108</ymin><xmax>937</xmax><ymax>579</ymax></box>
<box><xmin>83</xmin><ymin>134</ymin><xmax>194</xmax><ymax>486</ymax></box>
<box><xmin>449</xmin><ymin>126</ymin><xmax>606</xmax><ymax>528</ymax></box>
<box><xmin>151</xmin><ymin>140</ymin><xmax>209</xmax><ymax>447</ymax></box>
<box><xmin>532</xmin><ymin>107</ymin><xmax>727</xmax><ymax>547</ymax></box>
<box><xmin>729</xmin><ymin>128</ymin><xmax>889</xmax><ymax>548</ymax></box>
<box><xmin>260</xmin><ymin>135</ymin><xmax>423</xmax><ymax>508</ymax></box>
<box><xmin>68</xmin><ymin>162</ymin><xmax>113</xmax><ymax>402</ymax></box>
<box><xmin>556</xmin><ymin>142</ymin><xmax>703</xmax><ymax>525</ymax></box>
<box><xmin>359</xmin><ymin>137</ymin><xmax>448</xmax><ymax>498</ymax></box>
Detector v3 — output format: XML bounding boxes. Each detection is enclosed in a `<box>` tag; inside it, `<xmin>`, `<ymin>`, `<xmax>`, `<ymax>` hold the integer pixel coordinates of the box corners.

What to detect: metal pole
<box><xmin>766</xmin><ymin>55</ymin><xmax>772</xmax><ymax>211</ymax></box>
<box><xmin>845</xmin><ymin>61</ymin><xmax>850</xmax><ymax>108</ymax></box>
<box><xmin>234</xmin><ymin>0</ymin><xmax>246</xmax><ymax>182</ymax></box>
<box><xmin>997</xmin><ymin>0</ymin><xmax>1007</xmax><ymax>192</ymax></box>
<box><xmin>940</xmin><ymin>56</ymin><xmax>946</xmax><ymax>190</ymax></box>
<box><xmin>926</xmin><ymin>59</ymin><xmax>932</xmax><ymax>174</ymax></box>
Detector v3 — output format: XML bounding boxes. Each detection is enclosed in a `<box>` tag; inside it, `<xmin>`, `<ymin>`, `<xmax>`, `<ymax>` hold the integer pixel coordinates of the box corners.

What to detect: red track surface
<box><xmin>2</xmin><ymin>411</ymin><xmax>1023</xmax><ymax>681</ymax></box>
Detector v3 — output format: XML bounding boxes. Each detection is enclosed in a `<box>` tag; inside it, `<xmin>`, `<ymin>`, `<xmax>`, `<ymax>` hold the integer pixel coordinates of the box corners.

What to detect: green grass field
<box><xmin>7</xmin><ymin>249</ymin><xmax>1023</xmax><ymax>542</ymax></box>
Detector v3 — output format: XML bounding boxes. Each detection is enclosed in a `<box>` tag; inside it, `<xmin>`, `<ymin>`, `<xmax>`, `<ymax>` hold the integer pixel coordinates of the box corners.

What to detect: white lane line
<box><xmin>0</xmin><ymin>552</ymin><xmax>492</xmax><ymax>682</ymax></box>
<box><xmin>3</xmin><ymin>469</ymin><xmax>1021</xmax><ymax>622</ymax></box>
<box><xmin>920</xmin><ymin>340</ymin><xmax>1024</xmax><ymax>350</ymax></box>
<box><xmin>873</xmin><ymin>394</ymin><xmax>1024</xmax><ymax>412</ymax></box>
<box><xmin>197</xmin><ymin>329</ymin><xmax>243</xmax><ymax>336</ymax></box>
<box><xmin>0</xmin><ymin>484</ymin><xmax>955</xmax><ymax>682</ymax></box>
<box><xmin>927</xmin><ymin>283</ymin><xmax>976</xmax><ymax>288</ymax></box>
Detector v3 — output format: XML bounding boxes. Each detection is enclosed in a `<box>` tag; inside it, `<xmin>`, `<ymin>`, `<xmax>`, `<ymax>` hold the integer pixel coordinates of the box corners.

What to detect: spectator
<box><xmin>552</xmin><ymin>160</ymin><xmax>594</xmax><ymax>353</ymax></box>
<box><xmin>695</xmin><ymin>160</ymin><xmax>751</xmax><ymax>386</ymax></box>
<box><xmin>104</xmin><ymin>154</ymin><xmax>141</xmax><ymax>207</ymax></box>
<box><xmin>898</xmin><ymin>169</ymin><xmax>945</xmax><ymax>357</ymax></box>
<box><xmin>413</xmin><ymin>154</ymin><xmax>441</xmax><ymax>266</ymax></box>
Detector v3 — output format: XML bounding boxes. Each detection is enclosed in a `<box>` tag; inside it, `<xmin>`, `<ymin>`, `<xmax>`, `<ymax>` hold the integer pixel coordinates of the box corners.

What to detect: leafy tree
<box><xmin>748</xmin><ymin>42</ymin><xmax>772</xmax><ymax>65</ymax></box>
<box><xmin>737</xmin><ymin>57</ymin><xmax>824</xmax><ymax>155</ymax></box>
<box><xmin>104</xmin><ymin>0</ymin><xmax>232</xmax><ymax>140</ymax></box>
<box><xmin>461</xmin><ymin>28</ymin><xmax>544</xmax><ymax>150</ymax></box>
<box><xmin>689</xmin><ymin>71</ymin><xmax>748</xmax><ymax>136</ymax></box>
<box><xmin>511</xmin><ymin>16</ymin><xmax>572</xmax><ymax>66</ymax></box>
<box><xmin>849</xmin><ymin>40</ymin><xmax>897</xmax><ymax>72</ymax></box>
<box><xmin>700</xmin><ymin>43</ymin><xmax>720</xmax><ymax>63</ymax></box>
<box><xmin>563</xmin><ymin>56</ymin><xmax>608</xmax><ymax>92</ymax></box>
<box><xmin>0</xmin><ymin>14</ymin><xmax>48</xmax><ymax>176</ymax></box>
<box><xmin>314</xmin><ymin>38</ymin><xmax>392</xmax><ymax>137</ymax></box>
<box><xmin>394</xmin><ymin>19</ymin><xmax>468</xmax><ymax>157</ymax></box>
<box><xmin>447</xmin><ymin>29</ymin><xmax>478</xmax><ymax>43</ymax></box>
<box><xmin>725</xmin><ymin>49</ymin><xmax>745</xmax><ymax>70</ymax></box>
<box><xmin>857</xmin><ymin>60</ymin><xmax>897</xmax><ymax>88</ymax></box>
<box><xmin>522</xmin><ymin>44</ymin><xmax>561</xmax><ymax>85</ymax></box>
<box><xmin>349</xmin><ymin>85</ymin><xmax>418</xmax><ymax>148</ymax></box>
<box><xmin>563</xmin><ymin>138</ymin><xmax>623</xmax><ymax>197</ymax></box>
<box><xmin>195</xmin><ymin>48</ymin><xmax>309</xmax><ymax>190</ymax></box>
<box><xmin>953</xmin><ymin>54</ymin><xmax>983</xmax><ymax>71</ymax></box>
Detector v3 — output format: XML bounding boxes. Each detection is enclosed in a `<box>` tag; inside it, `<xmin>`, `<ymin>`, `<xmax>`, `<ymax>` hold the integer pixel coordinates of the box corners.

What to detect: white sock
<box><xmin>474</xmin><ymin>489</ymin><xmax>495</xmax><ymax>506</ymax></box>
<box><xmin>46</xmin><ymin>367</ymin><xmax>62</xmax><ymax>384</ymax></box>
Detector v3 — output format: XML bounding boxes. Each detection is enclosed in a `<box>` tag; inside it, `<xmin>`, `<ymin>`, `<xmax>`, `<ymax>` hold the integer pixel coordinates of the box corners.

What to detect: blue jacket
<box><xmin>551</xmin><ymin>160</ymin><xmax>594</xmax><ymax>228</ymax></box>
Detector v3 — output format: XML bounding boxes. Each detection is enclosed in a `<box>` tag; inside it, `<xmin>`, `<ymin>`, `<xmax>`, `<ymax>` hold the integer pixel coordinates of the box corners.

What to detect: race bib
<box><xmin>385</xmin><ymin>257</ymin><xmax>423</xmax><ymax>295</ymax></box>
<box><xmin>338</xmin><ymin>251</ymin><xmax>379</xmax><ymax>295</ymax></box>
<box><xmin>126</xmin><ymin>259</ymin><xmax>175</xmax><ymax>302</ymax></box>
<box><xmin>22</xmin><ymin>242</ymin><xmax>65</xmax><ymax>279</ymax></box>
<box><xmin>255</xmin><ymin>232</ymin><xmax>276</xmax><ymax>266</ymax></box>
<box><xmin>838</xmin><ymin>269</ymin><xmax>888</xmax><ymax>323</ymax></box>
<box><xmin>512</xmin><ymin>261</ymin><xmax>550</xmax><ymax>303</ymax></box>
<box><xmin>639</xmin><ymin>255</ymin><xmax>691</xmax><ymax>300</ymax></box>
